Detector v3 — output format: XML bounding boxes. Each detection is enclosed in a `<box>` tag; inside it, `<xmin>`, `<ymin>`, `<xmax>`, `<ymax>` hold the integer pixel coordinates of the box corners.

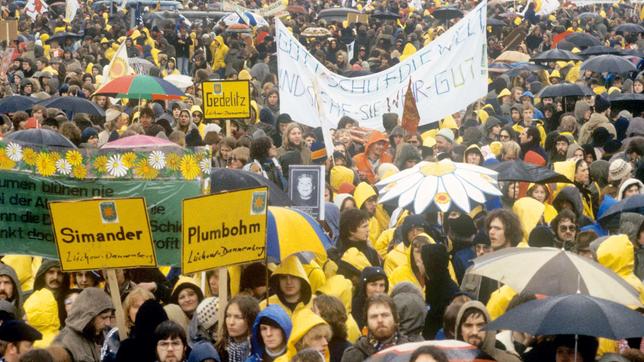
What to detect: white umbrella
<box><xmin>222</xmin><ymin>12</ymin><xmax>269</xmax><ymax>27</ymax></box>
<box><xmin>376</xmin><ymin>159</ymin><xmax>502</xmax><ymax>214</ymax></box>
<box><xmin>163</xmin><ymin>74</ymin><xmax>193</xmax><ymax>91</ymax></box>
<box><xmin>467</xmin><ymin>247</ymin><xmax>642</xmax><ymax>307</ymax></box>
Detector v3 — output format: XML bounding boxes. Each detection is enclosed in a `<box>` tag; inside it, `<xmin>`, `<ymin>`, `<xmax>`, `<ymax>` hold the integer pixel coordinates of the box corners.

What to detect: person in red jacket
<box><xmin>352</xmin><ymin>131</ymin><xmax>393</xmax><ymax>185</ymax></box>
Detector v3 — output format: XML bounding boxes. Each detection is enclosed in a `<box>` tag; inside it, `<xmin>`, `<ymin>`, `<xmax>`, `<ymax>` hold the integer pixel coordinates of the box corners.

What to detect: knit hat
<box><xmin>608</xmin><ymin>159</ymin><xmax>632</xmax><ymax>182</ymax></box>
<box><xmin>310</xmin><ymin>142</ymin><xmax>327</xmax><ymax>164</ymax></box>
<box><xmin>436</xmin><ymin>128</ymin><xmax>454</xmax><ymax>143</ymax></box>
<box><xmin>276</xmin><ymin>113</ymin><xmax>293</xmax><ymax>124</ymax></box>
<box><xmin>196</xmin><ymin>297</ymin><xmax>219</xmax><ymax>330</ymax></box>
<box><xmin>484</xmin><ymin>117</ymin><xmax>502</xmax><ymax>132</ymax></box>
<box><xmin>594</xmin><ymin>94</ymin><xmax>610</xmax><ymax>113</ymax></box>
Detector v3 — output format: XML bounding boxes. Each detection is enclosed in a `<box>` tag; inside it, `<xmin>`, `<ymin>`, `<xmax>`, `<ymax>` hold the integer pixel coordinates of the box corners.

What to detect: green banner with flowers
<box><xmin>0</xmin><ymin>141</ymin><xmax>211</xmax><ymax>266</ymax></box>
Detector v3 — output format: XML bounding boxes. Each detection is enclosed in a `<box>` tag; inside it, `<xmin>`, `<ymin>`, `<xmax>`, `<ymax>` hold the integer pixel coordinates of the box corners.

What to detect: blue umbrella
<box><xmin>485</xmin><ymin>294</ymin><xmax>644</xmax><ymax>339</ymax></box>
<box><xmin>37</xmin><ymin>96</ymin><xmax>105</xmax><ymax>116</ymax></box>
<box><xmin>598</xmin><ymin>194</ymin><xmax>644</xmax><ymax>221</ymax></box>
<box><xmin>3</xmin><ymin>128</ymin><xmax>77</xmax><ymax>148</ymax></box>
<box><xmin>266</xmin><ymin>206</ymin><xmax>332</xmax><ymax>263</ymax></box>
<box><xmin>0</xmin><ymin>95</ymin><xmax>37</xmax><ymax>114</ymax></box>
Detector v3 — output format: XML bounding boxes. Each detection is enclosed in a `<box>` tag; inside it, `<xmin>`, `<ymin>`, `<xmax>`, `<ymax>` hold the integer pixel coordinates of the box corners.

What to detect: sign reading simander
<box><xmin>49</xmin><ymin>197</ymin><xmax>157</xmax><ymax>271</ymax></box>
<box><xmin>182</xmin><ymin>187</ymin><xmax>268</xmax><ymax>273</ymax></box>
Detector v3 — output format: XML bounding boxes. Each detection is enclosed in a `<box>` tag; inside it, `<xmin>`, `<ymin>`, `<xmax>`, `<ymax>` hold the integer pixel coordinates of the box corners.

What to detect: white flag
<box><xmin>65</xmin><ymin>0</ymin><xmax>80</xmax><ymax>22</ymax></box>
<box><xmin>118</xmin><ymin>0</ymin><xmax>128</xmax><ymax>12</ymax></box>
<box><xmin>346</xmin><ymin>41</ymin><xmax>355</xmax><ymax>61</ymax></box>
<box><xmin>102</xmin><ymin>41</ymin><xmax>135</xmax><ymax>85</ymax></box>
<box><xmin>25</xmin><ymin>0</ymin><xmax>48</xmax><ymax>20</ymax></box>
<box><xmin>536</xmin><ymin>0</ymin><xmax>560</xmax><ymax>16</ymax></box>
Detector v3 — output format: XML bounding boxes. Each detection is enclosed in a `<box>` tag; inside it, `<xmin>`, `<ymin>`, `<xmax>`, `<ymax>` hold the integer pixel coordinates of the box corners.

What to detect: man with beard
<box><xmin>0</xmin><ymin>265</ymin><xmax>21</xmax><ymax>316</ymax></box>
<box><xmin>550</xmin><ymin>134</ymin><xmax>570</xmax><ymax>164</ymax></box>
<box><xmin>341</xmin><ymin>294</ymin><xmax>410</xmax><ymax>361</ymax></box>
<box><xmin>550</xmin><ymin>209</ymin><xmax>577</xmax><ymax>251</ymax></box>
<box><xmin>54</xmin><ymin>288</ymin><xmax>113</xmax><ymax>362</ymax></box>
<box><xmin>455</xmin><ymin>301</ymin><xmax>520</xmax><ymax>362</ymax></box>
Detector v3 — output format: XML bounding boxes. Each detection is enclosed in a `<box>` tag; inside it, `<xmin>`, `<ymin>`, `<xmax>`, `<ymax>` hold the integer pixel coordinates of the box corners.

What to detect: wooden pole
<box><xmin>217</xmin><ymin>267</ymin><xmax>228</xmax><ymax>341</ymax></box>
<box><xmin>106</xmin><ymin>269</ymin><xmax>128</xmax><ymax>341</ymax></box>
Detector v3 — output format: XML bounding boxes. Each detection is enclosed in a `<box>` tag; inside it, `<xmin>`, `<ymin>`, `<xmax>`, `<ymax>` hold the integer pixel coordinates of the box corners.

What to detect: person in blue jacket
<box><xmin>246</xmin><ymin>305</ymin><xmax>292</xmax><ymax>362</ymax></box>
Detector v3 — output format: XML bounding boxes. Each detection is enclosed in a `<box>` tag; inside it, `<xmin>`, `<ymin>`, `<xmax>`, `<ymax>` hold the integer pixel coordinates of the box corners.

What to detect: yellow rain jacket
<box><xmin>487</xmin><ymin>285</ymin><xmax>517</xmax><ymax>321</ymax></box>
<box><xmin>399</xmin><ymin>43</ymin><xmax>417</xmax><ymax>61</ymax></box>
<box><xmin>596</xmin><ymin>235</ymin><xmax>644</xmax><ymax>304</ymax></box>
<box><xmin>260</xmin><ymin>255</ymin><xmax>312</xmax><ymax>317</ymax></box>
<box><xmin>316</xmin><ymin>275</ymin><xmax>361</xmax><ymax>343</ymax></box>
<box><xmin>1</xmin><ymin>255</ymin><xmax>37</xmax><ymax>292</ymax></box>
<box><xmin>553</xmin><ymin>161</ymin><xmax>595</xmax><ymax>220</ymax></box>
<box><xmin>275</xmin><ymin>308</ymin><xmax>329</xmax><ymax>362</ymax></box>
<box><xmin>23</xmin><ymin>288</ymin><xmax>60</xmax><ymax>348</ymax></box>
<box><xmin>512</xmin><ymin>197</ymin><xmax>545</xmax><ymax>247</ymax></box>
<box><xmin>383</xmin><ymin>241</ymin><xmax>407</xmax><ymax>275</ymax></box>
<box><xmin>330</xmin><ymin>166</ymin><xmax>354</xmax><ymax>193</ymax></box>
<box><xmin>303</xmin><ymin>259</ymin><xmax>327</xmax><ymax>294</ymax></box>
<box><xmin>527</xmin><ymin>183</ymin><xmax>558</xmax><ymax>223</ymax></box>
<box><xmin>354</xmin><ymin>182</ymin><xmax>389</xmax><ymax>244</ymax></box>
<box><xmin>210</xmin><ymin>36</ymin><xmax>229</xmax><ymax>73</ymax></box>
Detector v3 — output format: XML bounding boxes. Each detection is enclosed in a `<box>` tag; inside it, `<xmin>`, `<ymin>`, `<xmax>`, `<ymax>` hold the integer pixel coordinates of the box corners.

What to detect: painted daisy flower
<box><xmin>148</xmin><ymin>151</ymin><xmax>166</xmax><ymax>170</ymax></box>
<box><xmin>180</xmin><ymin>155</ymin><xmax>200</xmax><ymax>180</ymax></box>
<box><xmin>35</xmin><ymin>153</ymin><xmax>56</xmax><ymax>176</ymax></box>
<box><xmin>65</xmin><ymin>150</ymin><xmax>83</xmax><ymax>166</ymax></box>
<box><xmin>376</xmin><ymin>159</ymin><xmax>502</xmax><ymax>213</ymax></box>
<box><xmin>6</xmin><ymin>143</ymin><xmax>23</xmax><ymax>162</ymax></box>
<box><xmin>199</xmin><ymin>157</ymin><xmax>211</xmax><ymax>175</ymax></box>
<box><xmin>56</xmin><ymin>159</ymin><xmax>72</xmax><ymax>175</ymax></box>
<box><xmin>106</xmin><ymin>154</ymin><xmax>128</xmax><ymax>177</ymax></box>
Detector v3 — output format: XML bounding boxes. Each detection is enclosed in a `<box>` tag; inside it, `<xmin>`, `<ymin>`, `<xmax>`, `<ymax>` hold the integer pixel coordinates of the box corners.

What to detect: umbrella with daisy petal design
<box><xmin>376</xmin><ymin>159</ymin><xmax>502</xmax><ymax>214</ymax></box>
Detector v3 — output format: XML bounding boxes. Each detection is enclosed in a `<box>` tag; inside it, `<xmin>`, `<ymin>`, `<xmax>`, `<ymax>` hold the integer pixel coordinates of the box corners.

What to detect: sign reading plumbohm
<box><xmin>48</xmin><ymin>197</ymin><xmax>157</xmax><ymax>271</ymax></box>
<box><xmin>202</xmin><ymin>80</ymin><xmax>251</xmax><ymax>120</ymax></box>
<box><xmin>182</xmin><ymin>187</ymin><xmax>267</xmax><ymax>274</ymax></box>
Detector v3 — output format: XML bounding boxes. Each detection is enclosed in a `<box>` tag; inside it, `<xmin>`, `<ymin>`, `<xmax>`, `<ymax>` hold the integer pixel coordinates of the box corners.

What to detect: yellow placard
<box><xmin>182</xmin><ymin>187</ymin><xmax>268</xmax><ymax>274</ymax></box>
<box><xmin>202</xmin><ymin>80</ymin><xmax>251</xmax><ymax>120</ymax></box>
<box><xmin>48</xmin><ymin>198</ymin><xmax>157</xmax><ymax>271</ymax></box>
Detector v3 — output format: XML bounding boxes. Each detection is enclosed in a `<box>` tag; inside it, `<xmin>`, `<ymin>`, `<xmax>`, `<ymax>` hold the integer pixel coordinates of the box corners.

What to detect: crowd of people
<box><xmin>0</xmin><ymin>0</ymin><xmax>643</xmax><ymax>361</ymax></box>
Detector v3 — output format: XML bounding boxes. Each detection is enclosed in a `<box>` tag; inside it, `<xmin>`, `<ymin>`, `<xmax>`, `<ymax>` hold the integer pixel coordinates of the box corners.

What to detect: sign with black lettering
<box><xmin>48</xmin><ymin>197</ymin><xmax>157</xmax><ymax>271</ymax></box>
<box><xmin>202</xmin><ymin>80</ymin><xmax>251</xmax><ymax>120</ymax></box>
<box><xmin>182</xmin><ymin>187</ymin><xmax>267</xmax><ymax>273</ymax></box>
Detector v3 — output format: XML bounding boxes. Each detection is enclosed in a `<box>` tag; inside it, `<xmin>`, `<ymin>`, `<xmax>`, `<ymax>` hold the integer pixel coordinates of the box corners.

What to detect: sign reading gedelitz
<box><xmin>182</xmin><ymin>187</ymin><xmax>268</xmax><ymax>274</ymax></box>
<box><xmin>202</xmin><ymin>80</ymin><xmax>251</xmax><ymax>120</ymax></box>
<box><xmin>48</xmin><ymin>197</ymin><xmax>157</xmax><ymax>271</ymax></box>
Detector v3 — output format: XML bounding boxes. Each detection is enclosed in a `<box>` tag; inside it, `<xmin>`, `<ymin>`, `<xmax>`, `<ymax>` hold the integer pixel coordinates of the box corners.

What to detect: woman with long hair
<box><xmin>276</xmin><ymin>123</ymin><xmax>312</xmax><ymax>165</ymax></box>
<box><xmin>217</xmin><ymin>295</ymin><xmax>260</xmax><ymax>362</ymax></box>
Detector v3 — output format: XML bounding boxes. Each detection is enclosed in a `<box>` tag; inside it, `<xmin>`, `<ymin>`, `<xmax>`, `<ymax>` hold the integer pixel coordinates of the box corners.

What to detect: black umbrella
<box><xmin>432</xmin><ymin>7</ymin><xmax>463</xmax><ymax>21</ymax></box>
<box><xmin>37</xmin><ymin>96</ymin><xmax>106</xmax><ymax>116</ymax></box>
<box><xmin>532</xmin><ymin>49</ymin><xmax>583</xmax><ymax>62</ymax></box>
<box><xmin>565</xmin><ymin>33</ymin><xmax>601</xmax><ymax>48</ymax></box>
<box><xmin>538</xmin><ymin>83</ymin><xmax>593</xmax><ymax>98</ymax></box>
<box><xmin>505</xmin><ymin>63</ymin><xmax>548</xmax><ymax>77</ymax></box>
<box><xmin>615</xmin><ymin>23</ymin><xmax>644</xmax><ymax>34</ymax></box>
<box><xmin>556</xmin><ymin>40</ymin><xmax>576</xmax><ymax>51</ymax></box>
<box><xmin>45</xmin><ymin>32</ymin><xmax>83</xmax><ymax>44</ymax></box>
<box><xmin>371</xmin><ymin>9</ymin><xmax>400</xmax><ymax>20</ymax></box>
<box><xmin>578</xmin><ymin>12</ymin><xmax>600</xmax><ymax>21</ymax></box>
<box><xmin>0</xmin><ymin>95</ymin><xmax>37</xmax><ymax>114</ymax></box>
<box><xmin>485</xmin><ymin>294</ymin><xmax>644</xmax><ymax>340</ymax></box>
<box><xmin>598</xmin><ymin>194</ymin><xmax>644</xmax><ymax>221</ymax></box>
<box><xmin>581</xmin><ymin>54</ymin><xmax>637</xmax><ymax>74</ymax></box>
<box><xmin>487</xmin><ymin>17</ymin><xmax>506</xmax><ymax>27</ymax></box>
<box><xmin>580</xmin><ymin>45</ymin><xmax>622</xmax><ymax>57</ymax></box>
<box><xmin>490</xmin><ymin>160</ymin><xmax>572</xmax><ymax>183</ymax></box>
<box><xmin>620</xmin><ymin>48</ymin><xmax>644</xmax><ymax>57</ymax></box>
<box><xmin>3</xmin><ymin>129</ymin><xmax>77</xmax><ymax>148</ymax></box>
<box><xmin>210</xmin><ymin>168</ymin><xmax>291</xmax><ymax>207</ymax></box>
<box><xmin>609</xmin><ymin>93</ymin><xmax>644</xmax><ymax>114</ymax></box>
<box><xmin>318</xmin><ymin>7</ymin><xmax>361</xmax><ymax>22</ymax></box>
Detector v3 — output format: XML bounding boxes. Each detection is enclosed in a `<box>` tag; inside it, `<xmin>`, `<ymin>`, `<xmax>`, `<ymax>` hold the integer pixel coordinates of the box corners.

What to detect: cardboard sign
<box><xmin>202</xmin><ymin>80</ymin><xmax>251</xmax><ymax>120</ymax></box>
<box><xmin>49</xmin><ymin>197</ymin><xmax>157</xmax><ymax>271</ymax></box>
<box><xmin>182</xmin><ymin>187</ymin><xmax>267</xmax><ymax>274</ymax></box>
<box><xmin>347</xmin><ymin>13</ymin><xmax>369</xmax><ymax>25</ymax></box>
<box><xmin>0</xmin><ymin>20</ymin><xmax>18</xmax><ymax>44</ymax></box>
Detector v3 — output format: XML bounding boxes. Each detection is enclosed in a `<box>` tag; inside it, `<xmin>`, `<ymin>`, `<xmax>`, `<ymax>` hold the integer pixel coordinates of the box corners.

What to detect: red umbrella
<box><xmin>93</xmin><ymin>75</ymin><xmax>185</xmax><ymax>100</ymax></box>
<box><xmin>101</xmin><ymin>135</ymin><xmax>180</xmax><ymax>150</ymax></box>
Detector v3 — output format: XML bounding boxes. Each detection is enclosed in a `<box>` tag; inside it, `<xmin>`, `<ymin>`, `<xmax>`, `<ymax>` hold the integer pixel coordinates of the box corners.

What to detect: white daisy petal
<box><xmin>454</xmin><ymin>174</ymin><xmax>487</xmax><ymax>203</ymax></box>
<box><xmin>148</xmin><ymin>151</ymin><xmax>166</xmax><ymax>170</ymax></box>
<box><xmin>413</xmin><ymin>175</ymin><xmax>438</xmax><ymax>214</ymax></box>
<box><xmin>379</xmin><ymin>172</ymin><xmax>424</xmax><ymax>204</ymax></box>
<box><xmin>434</xmin><ymin>178</ymin><xmax>452</xmax><ymax>213</ymax></box>
<box><xmin>456</xmin><ymin>162</ymin><xmax>499</xmax><ymax>177</ymax></box>
<box><xmin>443</xmin><ymin>173</ymin><xmax>470</xmax><ymax>213</ymax></box>
<box><xmin>6</xmin><ymin>143</ymin><xmax>23</xmax><ymax>162</ymax></box>
<box><xmin>107</xmin><ymin>155</ymin><xmax>128</xmax><ymax>177</ymax></box>
<box><xmin>199</xmin><ymin>158</ymin><xmax>211</xmax><ymax>175</ymax></box>
<box><xmin>55</xmin><ymin>159</ymin><xmax>72</xmax><ymax>175</ymax></box>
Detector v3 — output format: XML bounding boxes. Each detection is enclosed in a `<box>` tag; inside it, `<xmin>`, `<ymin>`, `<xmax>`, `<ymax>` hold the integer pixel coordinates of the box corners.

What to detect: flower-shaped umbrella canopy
<box><xmin>376</xmin><ymin>159</ymin><xmax>502</xmax><ymax>214</ymax></box>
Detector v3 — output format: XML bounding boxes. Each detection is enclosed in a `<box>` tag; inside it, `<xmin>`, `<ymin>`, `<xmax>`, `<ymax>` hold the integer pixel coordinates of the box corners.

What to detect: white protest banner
<box><xmin>276</xmin><ymin>0</ymin><xmax>488</xmax><ymax>130</ymax></box>
<box><xmin>536</xmin><ymin>0</ymin><xmax>560</xmax><ymax>15</ymax></box>
<box><xmin>571</xmin><ymin>0</ymin><xmax>616</xmax><ymax>4</ymax></box>
<box><xmin>346</xmin><ymin>40</ymin><xmax>355</xmax><ymax>62</ymax></box>
<box><xmin>222</xmin><ymin>1</ymin><xmax>287</xmax><ymax>17</ymax></box>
